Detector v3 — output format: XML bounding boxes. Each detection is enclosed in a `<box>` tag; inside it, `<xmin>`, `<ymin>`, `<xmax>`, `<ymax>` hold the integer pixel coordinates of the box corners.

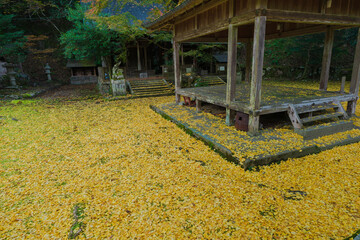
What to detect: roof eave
<box><xmin>144</xmin><ymin>0</ymin><xmax>198</xmax><ymax>30</ymax></box>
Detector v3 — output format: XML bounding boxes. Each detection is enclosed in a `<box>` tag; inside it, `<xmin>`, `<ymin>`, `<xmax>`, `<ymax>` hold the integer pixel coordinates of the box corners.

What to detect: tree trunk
<box><xmin>301</xmin><ymin>47</ymin><xmax>311</xmax><ymax>79</ymax></box>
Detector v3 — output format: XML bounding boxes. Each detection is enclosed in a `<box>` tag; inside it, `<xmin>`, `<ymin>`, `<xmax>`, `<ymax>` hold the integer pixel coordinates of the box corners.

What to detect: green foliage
<box><xmin>60</xmin><ymin>1</ymin><xmax>179</xmax><ymax>68</ymax></box>
<box><xmin>183</xmin><ymin>43</ymin><xmax>227</xmax><ymax>70</ymax></box>
<box><xmin>0</xmin><ymin>14</ymin><xmax>26</xmax><ymax>62</ymax></box>
<box><xmin>60</xmin><ymin>4</ymin><xmax>123</xmax><ymax>64</ymax></box>
<box><xmin>264</xmin><ymin>28</ymin><xmax>358</xmax><ymax>79</ymax></box>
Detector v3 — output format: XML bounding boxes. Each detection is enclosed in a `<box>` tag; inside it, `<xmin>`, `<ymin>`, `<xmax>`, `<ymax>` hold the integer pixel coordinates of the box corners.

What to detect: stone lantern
<box><xmin>44</xmin><ymin>63</ymin><xmax>52</xmax><ymax>82</ymax></box>
<box><xmin>4</xmin><ymin>63</ymin><xmax>17</xmax><ymax>87</ymax></box>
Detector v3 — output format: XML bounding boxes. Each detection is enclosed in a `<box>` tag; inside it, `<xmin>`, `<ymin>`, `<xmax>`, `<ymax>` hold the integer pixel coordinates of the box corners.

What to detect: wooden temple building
<box><xmin>146</xmin><ymin>0</ymin><xmax>360</xmax><ymax>135</ymax></box>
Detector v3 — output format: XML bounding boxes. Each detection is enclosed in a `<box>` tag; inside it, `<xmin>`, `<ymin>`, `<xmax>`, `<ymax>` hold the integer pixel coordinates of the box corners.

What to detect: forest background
<box><xmin>0</xmin><ymin>0</ymin><xmax>358</xmax><ymax>84</ymax></box>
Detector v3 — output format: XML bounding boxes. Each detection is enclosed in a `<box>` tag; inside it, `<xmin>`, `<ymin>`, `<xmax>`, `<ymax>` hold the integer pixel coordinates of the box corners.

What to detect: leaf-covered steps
<box><xmin>127</xmin><ymin>78</ymin><xmax>174</xmax><ymax>97</ymax></box>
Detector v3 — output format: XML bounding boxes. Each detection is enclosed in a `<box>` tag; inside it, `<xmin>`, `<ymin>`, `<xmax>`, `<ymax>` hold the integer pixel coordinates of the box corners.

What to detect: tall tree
<box><xmin>0</xmin><ymin>0</ymin><xmax>80</xmax><ymax>33</ymax></box>
<box><xmin>60</xmin><ymin>4</ymin><xmax>123</xmax><ymax>68</ymax></box>
<box><xmin>0</xmin><ymin>14</ymin><xmax>26</xmax><ymax>62</ymax></box>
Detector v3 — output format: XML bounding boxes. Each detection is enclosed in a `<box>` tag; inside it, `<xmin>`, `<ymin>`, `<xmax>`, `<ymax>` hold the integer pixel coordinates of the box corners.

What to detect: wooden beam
<box><xmin>226</xmin><ymin>24</ymin><xmax>238</xmax><ymax>126</ymax></box>
<box><xmin>181</xmin><ymin>37</ymin><xmax>248</xmax><ymax>43</ymax></box>
<box><xmin>173</xmin><ymin>40</ymin><xmax>181</xmax><ymax>104</ymax></box>
<box><xmin>264</xmin><ymin>9</ymin><xmax>360</xmax><ymax>26</ymax></box>
<box><xmin>320</xmin><ymin>26</ymin><xmax>334</xmax><ymax>91</ymax></box>
<box><xmin>245</xmin><ymin>39</ymin><xmax>253</xmax><ymax>82</ymax></box>
<box><xmin>249</xmin><ymin>16</ymin><xmax>266</xmax><ymax>135</ymax></box>
<box><xmin>174</xmin><ymin>0</ymin><xmax>228</xmax><ymax>26</ymax></box>
<box><xmin>266</xmin><ymin>24</ymin><xmax>349</xmax><ymax>40</ymax></box>
<box><xmin>174</xmin><ymin>11</ymin><xmax>256</xmax><ymax>42</ymax></box>
<box><xmin>347</xmin><ymin>28</ymin><xmax>360</xmax><ymax>115</ymax></box>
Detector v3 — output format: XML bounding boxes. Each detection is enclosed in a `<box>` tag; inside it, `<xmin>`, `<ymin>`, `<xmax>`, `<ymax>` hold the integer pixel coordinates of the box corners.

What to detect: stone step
<box><xmin>131</xmin><ymin>83</ymin><xmax>168</xmax><ymax>87</ymax></box>
<box><xmin>132</xmin><ymin>91</ymin><xmax>173</xmax><ymax>95</ymax></box>
<box><xmin>132</xmin><ymin>85</ymin><xmax>170</xmax><ymax>90</ymax></box>
<box><xmin>301</xmin><ymin>112</ymin><xmax>343</xmax><ymax>124</ymax></box>
<box><xmin>132</xmin><ymin>89</ymin><xmax>173</xmax><ymax>93</ymax></box>
<box><xmin>295</xmin><ymin>120</ymin><xmax>355</xmax><ymax>140</ymax></box>
<box><xmin>128</xmin><ymin>78</ymin><xmax>174</xmax><ymax>97</ymax></box>
<box><xmin>129</xmin><ymin>80</ymin><xmax>165</xmax><ymax>83</ymax></box>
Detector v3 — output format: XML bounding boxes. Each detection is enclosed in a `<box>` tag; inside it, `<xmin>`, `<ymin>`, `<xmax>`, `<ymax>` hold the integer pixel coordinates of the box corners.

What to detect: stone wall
<box><xmin>70</xmin><ymin>76</ymin><xmax>98</xmax><ymax>85</ymax></box>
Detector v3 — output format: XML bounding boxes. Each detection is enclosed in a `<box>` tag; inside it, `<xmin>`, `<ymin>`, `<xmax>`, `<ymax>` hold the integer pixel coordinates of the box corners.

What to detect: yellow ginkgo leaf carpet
<box><xmin>0</xmin><ymin>94</ymin><xmax>359</xmax><ymax>239</ymax></box>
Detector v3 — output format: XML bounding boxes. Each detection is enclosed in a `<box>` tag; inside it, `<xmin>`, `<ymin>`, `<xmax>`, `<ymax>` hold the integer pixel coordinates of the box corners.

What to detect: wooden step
<box><xmin>295</xmin><ymin>120</ymin><xmax>355</xmax><ymax>140</ymax></box>
<box><xmin>301</xmin><ymin>112</ymin><xmax>343</xmax><ymax>124</ymax></box>
<box><xmin>297</xmin><ymin>103</ymin><xmax>339</xmax><ymax>114</ymax></box>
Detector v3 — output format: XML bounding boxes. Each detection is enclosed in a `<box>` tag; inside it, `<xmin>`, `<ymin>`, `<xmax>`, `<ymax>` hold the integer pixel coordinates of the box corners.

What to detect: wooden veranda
<box><xmin>146</xmin><ymin>0</ymin><xmax>360</xmax><ymax>135</ymax></box>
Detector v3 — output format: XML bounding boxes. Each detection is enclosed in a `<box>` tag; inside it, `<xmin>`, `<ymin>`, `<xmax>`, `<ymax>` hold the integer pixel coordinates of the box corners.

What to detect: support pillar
<box><xmin>320</xmin><ymin>26</ymin><xmax>334</xmax><ymax>90</ymax></box>
<box><xmin>248</xmin><ymin>16</ymin><xmax>266</xmax><ymax>135</ymax></box>
<box><xmin>137</xmin><ymin>41</ymin><xmax>142</xmax><ymax>71</ymax></box>
<box><xmin>225</xmin><ymin>24</ymin><xmax>238</xmax><ymax>126</ymax></box>
<box><xmin>245</xmin><ymin>39</ymin><xmax>253</xmax><ymax>83</ymax></box>
<box><xmin>347</xmin><ymin>28</ymin><xmax>360</xmax><ymax>115</ymax></box>
<box><xmin>196</xmin><ymin>99</ymin><xmax>202</xmax><ymax>112</ymax></box>
<box><xmin>144</xmin><ymin>46</ymin><xmax>148</xmax><ymax>71</ymax></box>
<box><xmin>173</xmin><ymin>40</ymin><xmax>181</xmax><ymax>103</ymax></box>
<box><xmin>181</xmin><ymin>44</ymin><xmax>184</xmax><ymax>66</ymax></box>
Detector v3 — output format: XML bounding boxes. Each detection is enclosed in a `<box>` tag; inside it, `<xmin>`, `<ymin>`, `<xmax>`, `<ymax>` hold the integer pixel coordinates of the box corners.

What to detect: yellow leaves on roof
<box><xmin>0</xmin><ymin>94</ymin><xmax>359</xmax><ymax>238</ymax></box>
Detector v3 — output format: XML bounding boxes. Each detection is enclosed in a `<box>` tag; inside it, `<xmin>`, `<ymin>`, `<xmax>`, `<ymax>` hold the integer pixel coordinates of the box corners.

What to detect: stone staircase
<box><xmin>199</xmin><ymin>76</ymin><xmax>226</xmax><ymax>86</ymax></box>
<box><xmin>127</xmin><ymin>78</ymin><xmax>174</xmax><ymax>97</ymax></box>
<box><xmin>288</xmin><ymin>100</ymin><xmax>354</xmax><ymax>140</ymax></box>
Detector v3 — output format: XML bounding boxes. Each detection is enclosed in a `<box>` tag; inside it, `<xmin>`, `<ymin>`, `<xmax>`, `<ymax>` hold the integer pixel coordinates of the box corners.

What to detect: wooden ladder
<box><xmin>288</xmin><ymin>101</ymin><xmax>349</xmax><ymax>129</ymax></box>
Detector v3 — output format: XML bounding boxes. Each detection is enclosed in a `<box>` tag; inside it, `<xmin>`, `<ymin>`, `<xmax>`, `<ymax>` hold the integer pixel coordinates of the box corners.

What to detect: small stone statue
<box><xmin>111</xmin><ymin>62</ymin><xmax>126</xmax><ymax>96</ymax></box>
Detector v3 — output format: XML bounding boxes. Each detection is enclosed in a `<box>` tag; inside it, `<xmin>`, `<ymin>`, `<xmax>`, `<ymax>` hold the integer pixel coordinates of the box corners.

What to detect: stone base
<box><xmin>98</xmin><ymin>82</ymin><xmax>111</xmax><ymax>95</ymax></box>
<box><xmin>111</xmin><ymin>79</ymin><xmax>126</xmax><ymax>96</ymax></box>
<box><xmin>151</xmin><ymin>103</ymin><xmax>360</xmax><ymax>170</ymax></box>
<box><xmin>71</xmin><ymin>76</ymin><xmax>98</xmax><ymax>85</ymax></box>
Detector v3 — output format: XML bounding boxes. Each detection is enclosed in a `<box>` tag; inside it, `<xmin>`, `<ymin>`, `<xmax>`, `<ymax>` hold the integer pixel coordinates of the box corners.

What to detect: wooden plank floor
<box><xmin>177</xmin><ymin>83</ymin><xmax>357</xmax><ymax>115</ymax></box>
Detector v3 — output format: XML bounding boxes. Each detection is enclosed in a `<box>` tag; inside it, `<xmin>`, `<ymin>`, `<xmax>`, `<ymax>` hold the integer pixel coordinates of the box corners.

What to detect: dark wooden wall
<box><xmin>173</xmin><ymin>0</ymin><xmax>360</xmax><ymax>42</ymax></box>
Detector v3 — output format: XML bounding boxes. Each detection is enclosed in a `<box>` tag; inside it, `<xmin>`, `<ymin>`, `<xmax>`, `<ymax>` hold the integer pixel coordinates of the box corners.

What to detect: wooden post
<box><xmin>245</xmin><ymin>39</ymin><xmax>253</xmax><ymax>82</ymax></box>
<box><xmin>173</xmin><ymin>40</ymin><xmax>181</xmax><ymax>103</ymax></box>
<box><xmin>181</xmin><ymin>44</ymin><xmax>184</xmax><ymax>66</ymax></box>
<box><xmin>340</xmin><ymin>76</ymin><xmax>346</xmax><ymax>93</ymax></box>
<box><xmin>137</xmin><ymin>41</ymin><xmax>142</xmax><ymax>71</ymax></box>
<box><xmin>229</xmin><ymin>0</ymin><xmax>235</xmax><ymax>18</ymax></box>
<box><xmin>347</xmin><ymin>28</ymin><xmax>360</xmax><ymax>115</ymax></box>
<box><xmin>225</xmin><ymin>24</ymin><xmax>238</xmax><ymax>126</ymax></box>
<box><xmin>144</xmin><ymin>46</ymin><xmax>148</xmax><ymax>71</ymax></box>
<box><xmin>256</xmin><ymin>0</ymin><xmax>268</xmax><ymax>9</ymax></box>
<box><xmin>196</xmin><ymin>99</ymin><xmax>202</xmax><ymax>112</ymax></box>
<box><xmin>320</xmin><ymin>26</ymin><xmax>334</xmax><ymax>91</ymax></box>
<box><xmin>248</xmin><ymin>16</ymin><xmax>266</xmax><ymax>135</ymax></box>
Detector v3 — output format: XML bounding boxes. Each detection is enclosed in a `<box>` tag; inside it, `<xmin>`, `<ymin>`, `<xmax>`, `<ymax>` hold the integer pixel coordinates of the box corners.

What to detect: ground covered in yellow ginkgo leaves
<box><xmin>0</xmin><ymin>85</ymin><xmax>359</xmax><ymax>239</ymax></box>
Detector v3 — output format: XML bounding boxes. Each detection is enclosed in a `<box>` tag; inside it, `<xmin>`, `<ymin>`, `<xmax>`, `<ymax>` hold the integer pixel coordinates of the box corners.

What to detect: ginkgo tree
<box><xmin>60</xmin><ymin>0</ymin><xmax>185</xmax><ymax>71</ymax></box>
